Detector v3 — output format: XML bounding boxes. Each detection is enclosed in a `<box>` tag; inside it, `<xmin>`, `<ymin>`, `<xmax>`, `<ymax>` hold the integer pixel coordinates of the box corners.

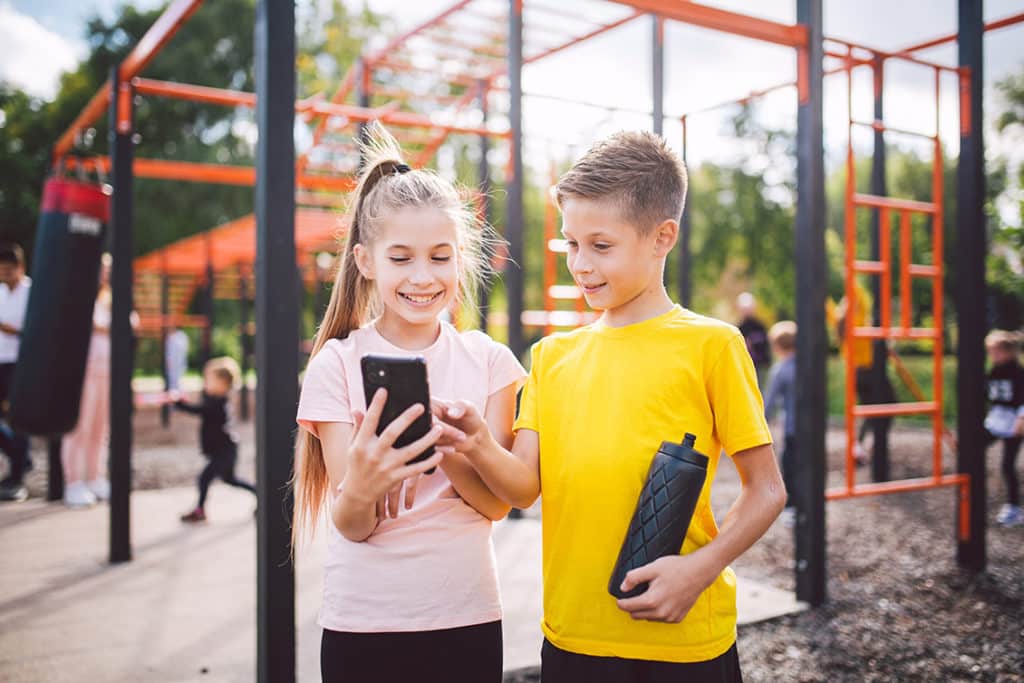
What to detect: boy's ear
<box><xmin>652</xmin><ymin>218</ymin><xmax>679</xmax><ymax>257</ymax></box>
<box><xmin>353</xmin><ymin>244</ymin><xmax>374</xmax><ymax>280</ymax></box>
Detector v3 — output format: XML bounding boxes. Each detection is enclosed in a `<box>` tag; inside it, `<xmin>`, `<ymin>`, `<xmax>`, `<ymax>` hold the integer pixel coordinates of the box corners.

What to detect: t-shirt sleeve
<box><xmin>488</xmin><ymin>340</ymin><xmax>527</xmax><ymax>396</ymax></box>
<box><xmin>707</xmin><ymin>332</ymin><xmax>773</xmax><ymax>456</ymax></box>
<box><xmin>296</xmin><ymin>343</ymin><xmax>353</xmax><ymax>438</ymax></box>
<box><xmin>512</xmin><ymin>342</ymin><xmax>541</xmax><ymax>434</ymax></box>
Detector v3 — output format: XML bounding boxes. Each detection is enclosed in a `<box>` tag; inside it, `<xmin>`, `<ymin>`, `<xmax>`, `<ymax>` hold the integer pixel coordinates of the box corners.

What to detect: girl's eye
<box><xmin>432</xmin><ymin>256</ymin><xmax>452</xmax><ymax>263</ymax></box>
<box><xmin>389</xmin><ymin>257</ymin><xmax>410</xmax><ymax>264</ymax></box>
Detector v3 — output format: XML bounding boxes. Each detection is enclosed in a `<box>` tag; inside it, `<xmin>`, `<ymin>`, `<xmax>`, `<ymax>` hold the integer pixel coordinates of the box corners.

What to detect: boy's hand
<box><xmin>615</xmin><ymin>553</ymin><xmax>719</xmax><ymax>623</ymax></box>
<box><xmin>432</xmin><ymin>399</ymin><xmax>489</xmax><ymax>457</ymax></box>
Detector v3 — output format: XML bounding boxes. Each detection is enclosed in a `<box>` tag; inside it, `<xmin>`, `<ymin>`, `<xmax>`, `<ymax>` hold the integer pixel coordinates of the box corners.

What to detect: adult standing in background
<box><xmin>0</xmin><ymin>244</ymin><xmax>32</xmax><ymax>502</ymax></box>
<box><xmin>736</xmin><ymin>292</ymin><xmax>772</xmax><ymax>387</ymax></box>
<box><xmin>166</xmin><ymin>327</ymin><xmax>190</xmax><ymax>392</ymax></box>
<box><xmin>61</xmin><ymin>254</ymin><xmax>114</xmax><ymax>507</ymax></box>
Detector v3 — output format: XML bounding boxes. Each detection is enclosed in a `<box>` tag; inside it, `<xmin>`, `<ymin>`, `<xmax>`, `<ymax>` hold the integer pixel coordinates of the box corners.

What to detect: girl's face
<box><xmin>355</xmin><ymin>206</ymin><xmax>460</xmax><ymax>329</ymax></box>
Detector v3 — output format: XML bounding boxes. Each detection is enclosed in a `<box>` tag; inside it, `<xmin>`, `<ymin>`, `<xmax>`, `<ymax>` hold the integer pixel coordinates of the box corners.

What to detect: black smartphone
<box><xmin>360</xmin><ymin>354</ymin><xmax>436</xmax><ymax>470</ymax></box>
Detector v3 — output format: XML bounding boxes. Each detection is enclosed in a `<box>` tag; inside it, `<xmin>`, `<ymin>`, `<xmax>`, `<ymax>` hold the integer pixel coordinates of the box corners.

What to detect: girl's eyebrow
<box><xmin>385</xmin><ymin>242</ymin><xmax>455</xmax><ymax>250</ymax></box>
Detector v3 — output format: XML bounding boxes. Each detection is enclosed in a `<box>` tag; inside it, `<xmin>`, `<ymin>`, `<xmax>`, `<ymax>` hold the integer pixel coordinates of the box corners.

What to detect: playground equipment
<box><xmin>41</xmin><ymin>2</ymin><xmax>1022</xmax><ymax>681</ymax></box>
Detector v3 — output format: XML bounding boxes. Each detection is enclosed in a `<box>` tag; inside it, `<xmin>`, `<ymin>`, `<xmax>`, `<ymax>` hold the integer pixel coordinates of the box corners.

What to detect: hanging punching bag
<box><xmin>9</xmin><ymin>177</ymin><xmax>110</xmax><ymax>436</ymax></box>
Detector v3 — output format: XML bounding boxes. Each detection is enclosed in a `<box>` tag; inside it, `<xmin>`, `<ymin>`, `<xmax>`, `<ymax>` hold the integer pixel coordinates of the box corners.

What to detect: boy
<box><xmin>0</xmin><ymin>244</ymin><xmax>31</xmax><ymax>503</ymax></box>
<box><xmin>174</xmin><ymin>356</ymin><xmax>256</xmax><ymax>522</ymax></box>
<box><xmin>438</xmin><ymin>131</ymin><xmax>785</xmax><ymax>681</ymax></box>
<box><xmin>763</xmin><ymin>321</ymin><xmax>798</xmax><ymax>528</ymax></box>
<box><xmin>984</xmin><ymin>330</ymin><xmax>1024</xmax><ymax>527</ymax></box>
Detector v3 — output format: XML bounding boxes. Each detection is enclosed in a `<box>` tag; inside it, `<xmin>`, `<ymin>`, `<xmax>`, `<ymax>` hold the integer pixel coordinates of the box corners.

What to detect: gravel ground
<box><xmin>9</xmin><ymin>402</ymin><xmax>1022</xmax><ymax>682</ymax></box>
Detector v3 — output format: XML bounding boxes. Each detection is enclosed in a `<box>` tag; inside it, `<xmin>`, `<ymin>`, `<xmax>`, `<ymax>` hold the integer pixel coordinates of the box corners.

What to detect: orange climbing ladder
<box><xmin>829</xmin><ymin>40</ymin><xmax>969</xmax><ymax>541</ymax></box>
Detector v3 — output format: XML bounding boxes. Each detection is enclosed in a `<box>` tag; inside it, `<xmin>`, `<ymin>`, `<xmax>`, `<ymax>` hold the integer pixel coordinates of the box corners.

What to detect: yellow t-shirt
<box><xmin>514</xmin><ymin>305</ymin><xmax>772</xmax><ymax>663</ymax></box>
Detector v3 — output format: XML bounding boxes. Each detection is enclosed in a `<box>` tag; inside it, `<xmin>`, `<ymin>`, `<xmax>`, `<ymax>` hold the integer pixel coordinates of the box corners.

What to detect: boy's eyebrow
<box><xmin>559</xmin><ymin>228</ymin><xmax>614</xmax><ymax>240</ymax></box>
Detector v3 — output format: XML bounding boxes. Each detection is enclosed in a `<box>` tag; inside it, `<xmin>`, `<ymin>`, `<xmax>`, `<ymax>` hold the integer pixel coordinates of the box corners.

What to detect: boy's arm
<box><xmin>437</xmin><ymin>384</ymin><xmax>516</xmax><ymax>521</ymax></box>
<box><xmin>173</xmin><ymin>398</ymin><xmax>203</xmax><ymax>414</ymax></box>
<box><xmin>616</xmin><ymin>443</ymin><xmax>786</xmax><ymax>623</ymax></box>
<box><xmin>436</xmin><ymin>400</ymin><xmax>541</xmax><ymax>509</ymax></box>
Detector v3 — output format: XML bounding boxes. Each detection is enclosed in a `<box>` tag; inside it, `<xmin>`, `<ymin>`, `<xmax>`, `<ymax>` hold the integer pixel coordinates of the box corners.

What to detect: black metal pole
<box><xmin>652</xmin><ymin>16</ymin><xmax>663</xmax><ymax>136</ymax></box>
<box><xmin>477</xmin><ymin>79</ymin><xmax>493</xmax><ymax>333</ymax></box>
<box><xmin>956</xmin><ymin>0</ymin><xmax>986</xmax><ymax>572</ymax></box>
<box><xmin>794</xmin><ymin>0</ymin><xmax>826</xmax><ymax>606</ymax></box>
<box><xmin>239</xmin><ymin>268</ymin><xmax>251</xmax><ymax>422</ymax></box>
<box><xmin>507</xmin><ymin>0</ymin><xmax>524</xmax><ymax>358</ymax></box>
<box><xmin>203</xmin><ymin>246</ymin><xmax>214</xmax><ymax>365</ymax></box>
<box><xmin>160</xmin><ymin>272</ymin><xmax>170</xmax><ymax>427</ymax></box>
<box><xmin>255</xmin><ymin>0</ymin><xmax>297</xmax><ymax>679</ymax></box>
<box><xmin>869</xmin><ymin>56</ymin><xmax>890</xmax><ymax>483</ymax></box>
<box><xmin>46</xmin><ymin>437</ymin><xmax>63</xmax><ymax>502</ymax></box>
<box><xmin>108</xmin><ymin>66</ymin><xmax>134</xmax><ymax>564</ymax></box>
<box><xmin>679</xmin><ymin>116</ymin><xmax>692</xmax><ymax>308</ymax></box>
<box><xmin>356</xmin><ymin>58</ymin><xmax>371</xmax><ymax>159</ymax></box>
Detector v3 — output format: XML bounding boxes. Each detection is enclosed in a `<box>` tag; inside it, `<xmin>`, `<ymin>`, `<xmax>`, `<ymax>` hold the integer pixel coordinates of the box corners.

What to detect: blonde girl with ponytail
<box><xmin>294</xmin><ymin>123</ymin><xmax>525</xmax><ymax>682</ymax></box>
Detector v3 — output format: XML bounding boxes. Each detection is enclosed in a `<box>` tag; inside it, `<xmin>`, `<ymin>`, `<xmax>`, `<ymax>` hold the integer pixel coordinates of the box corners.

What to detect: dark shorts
<box><xmin>321</xmin><ymin>620</ymin><xmax>502</xmax><ymax>683</ymax></box>
<box><xmin>541</xmin><ymin>639</ymin><xmax>743</xmax><ymax>683</ymax></box>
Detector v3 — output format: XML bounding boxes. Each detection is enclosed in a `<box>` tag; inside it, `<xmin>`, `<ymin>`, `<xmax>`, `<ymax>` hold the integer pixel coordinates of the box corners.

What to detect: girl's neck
<box><xmin>374</xmin><ymin>309</ymin><xmax>442</xmax><ymax>351</ymax></box>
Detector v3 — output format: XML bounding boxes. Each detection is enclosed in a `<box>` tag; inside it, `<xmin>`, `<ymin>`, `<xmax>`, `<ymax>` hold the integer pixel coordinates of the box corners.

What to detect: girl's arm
<box><xmin>438</xmin><ymin>384</ymin><xmax>517</xmax><ymax>521</ymax></box>
<box><xmin>615</xmin><ymin>443</ymin><xmax>786</xmax><ymax>622</ymax></box>
<box><xmin>436</xmin><ymin>401</ymin><xmax>541</xmax><ymax>509</ymax></box>
<box><xmin>319</xmin><ymin>390</ymin><xmax>446</xmax><ymax>542</ymax></box>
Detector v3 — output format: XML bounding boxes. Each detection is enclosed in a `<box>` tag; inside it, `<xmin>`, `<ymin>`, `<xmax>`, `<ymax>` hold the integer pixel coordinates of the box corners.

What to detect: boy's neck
<box><xmin>375</xmin><ymin>310</ymin><xmax>442</xmax><ymax>351</ymax></box>
<box><xmin>777</xmin><ymin>350</ymin><xmax>795</xmax><ymax>361</ymax></box>
<box><xmin>599</xmin><ymin>284</ymin><xmax>675</xmax><ymax>328</ymax></box>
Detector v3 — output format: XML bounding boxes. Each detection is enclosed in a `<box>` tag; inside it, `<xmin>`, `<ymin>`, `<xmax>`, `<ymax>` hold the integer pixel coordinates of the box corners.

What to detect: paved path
<box><xmin>0</xmin><ymin>484</ymin><xmax>802</xmax><ymax>681</ymax></box>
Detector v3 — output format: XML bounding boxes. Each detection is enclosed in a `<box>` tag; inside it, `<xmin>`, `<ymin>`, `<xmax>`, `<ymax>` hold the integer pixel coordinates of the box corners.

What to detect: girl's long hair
<box><xmin>291</xmin><ymin>122</ymin><xmax>496</xmax><ymax>549</ymax></box>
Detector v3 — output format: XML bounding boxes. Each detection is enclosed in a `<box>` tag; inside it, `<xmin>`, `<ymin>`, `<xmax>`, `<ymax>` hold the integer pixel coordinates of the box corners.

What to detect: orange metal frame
<box><xmin>836</xmin><ymin>43</ymin><xmax>968</xmax><ymax>540</ymax></box>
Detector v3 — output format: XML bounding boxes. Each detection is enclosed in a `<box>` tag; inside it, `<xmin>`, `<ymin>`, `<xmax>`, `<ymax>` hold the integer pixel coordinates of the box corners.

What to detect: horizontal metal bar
<box><xmin>547</xmin><ymin>239</ymin><xmax>568</xmax><ymax>253</ymax></box>
<box><xmin>852</xmin><ymin>260</ymin><xmax>884</xmax><ymax>274</ymax></box>
<box><xmin>826</xmin><ymin>474</ymin><xmax>968</xmax><ymax>501</ymax></box>
<box><xmin>611</xmin><ymin>0</ymin><xmax>806</xmax><ymax>47</ymax></box>
<box><xmin>851</xmin><ymin>119</ymin><xmax>937</xmax><ymax>141</ymax></box>
<box><xmin>908</xmin><ymin>264</ymin><xmax>940</xmax><ymax>277</ymax></box>
<box><xmin>521</xmin><ymin>310</ymin><xmax>597</xmax><ymax>327</ymax></box>
<box><xmin>853</xmin><ymin>401</ymin><xmax>937</xmax><ymax>417</ymax></box>
<box><xmin>851</xmin><ymin>326</ymin><xmax>941</xmax><ymax>340</ymax></box>
<box><xmin>852</xmin><ymin>193</ymin><xmax>937</xmax><ymax>214</ymax></box>
<box><xmin>548</xmin><ymin>285</ymin><xmax>582</xmax><ymax>300</ymax></box>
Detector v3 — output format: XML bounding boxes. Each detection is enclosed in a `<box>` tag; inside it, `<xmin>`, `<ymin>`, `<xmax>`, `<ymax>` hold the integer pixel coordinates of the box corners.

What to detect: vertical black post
<box><xmin>869</xmin><ymin>56</ymin><xmax>890</xmax><ymax>483</ymax></box>
<box><xmin>108</xmin><ymin>67</ymin><xmax>134</xmax><ymax>564</ymax></box>
<box><xmin>794</xmin><ymin>0</ymin><xmax>826</xmax><ymax>606</ymax></box>
<box><xmin>652</xmin><ymin>16</ymin><xmax>664</xmax><ymax>136</ymax></box>
<box><xmin>46</xmin><ymin>437</ymin><xmax>63</xmax><ymax>502</ymax></box>
<box><xmin>239</xmin><ymin>268</ymin><xmax>251</xmax><ymax>422</ymax></box>
<box><xmin>956</xmin><ymin>0</ymin><xmax>986</xmax><ymax>572</ymax></box>
<box><xmin>160</xmin><ymin>272</ymin><xmax>170</xmax><ymax>427</ymax></box>
<box><xmin>477</xmin><ymin>79</ymin><xmax>493</xmax><ymax>333</ymax></box>
<box><xmin>255</xmin><ymin>1</ymin><xmax>297</xmax><ymax>680</ymax></box>
<box><xmin>679</xmin><ymin>116</ymin><xmax>692</xmax><ymax>308</ymax></box>
<box><xmin>356</xmin><ymin>58</ymin><xmax>371</xmax><ymax>159</ymax></box>
<box><xmin>507</xmin><ymin>0</ymin><xmax>525</xmax><ymax>357</ymax></box>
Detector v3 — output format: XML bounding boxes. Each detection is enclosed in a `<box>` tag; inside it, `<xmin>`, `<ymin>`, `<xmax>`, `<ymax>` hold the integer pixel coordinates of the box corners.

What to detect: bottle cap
<box><xmin>658</xmin><ymin>433</ymin><xmax>709</xmax><ymax>468</ymax></box>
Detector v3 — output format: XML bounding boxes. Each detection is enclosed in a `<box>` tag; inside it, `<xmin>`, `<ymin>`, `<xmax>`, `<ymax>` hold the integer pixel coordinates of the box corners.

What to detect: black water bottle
<box><xmin>608</xmin><ymin>433</ymin><xmax>709</xmax><ymax>599</ymax></box>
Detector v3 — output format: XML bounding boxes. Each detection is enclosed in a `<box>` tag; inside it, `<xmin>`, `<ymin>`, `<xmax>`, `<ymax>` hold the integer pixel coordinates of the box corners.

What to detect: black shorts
<box><xmin>321</xmin><ymin>620</ymin><xmax>502</xmax><ymax>683</ymax></box>
<box><xmin>541</xmin><ymin>639</ymin><xmax>743</xmax><ymax>683</ymax></box>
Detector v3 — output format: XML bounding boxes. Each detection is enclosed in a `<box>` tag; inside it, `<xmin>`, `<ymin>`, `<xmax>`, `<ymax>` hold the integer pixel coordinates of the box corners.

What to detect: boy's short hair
<box><xmin>205</xmin><ymin>356</ymin><xmax>241</xmax><ymax>389</ymax></box>
<box><xmin>554</xmin><ymin>130</ymin><xmax>688</xmax><ymax>234</ymax></box>
<box><xmin>769</xmin><ymin>321</ymin><xmax>797</xmax><ymax>352</ymax></box>
<box><xmin>0</xmin><ymin>243</ymin><xmax>25</xmax><ymax>266</ymax></box>
<box><xmin>985</xmin><ymin>330</ymin><xmax>1022</xmax><ymax>353</ymax></box>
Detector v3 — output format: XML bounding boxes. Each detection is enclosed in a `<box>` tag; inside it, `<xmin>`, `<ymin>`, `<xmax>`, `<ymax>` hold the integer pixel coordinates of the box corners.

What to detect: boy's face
<box><xmin>0</xmin><ymin>262</ymin><xmax>22</xmax><ymax>286</ymax></box>
<box><xmin>560</xmin><ymin>197</ymin><xmax>673</xmax><ymax>314</ymax></box>
<box><xmin>204</xmin><ymin>368</ymin><xmax>231</xmax><ymax>396</ymax></box>
<box><xmin>988</xmin><ymin>345</ymin><xmax>1013</xmax><ymax>366</ymax></box>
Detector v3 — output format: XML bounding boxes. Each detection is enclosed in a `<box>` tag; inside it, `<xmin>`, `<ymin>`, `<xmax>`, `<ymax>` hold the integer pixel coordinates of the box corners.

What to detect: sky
<box><xmin>2</xmin><ymin>0</ymin><xmax>1022</xmax><ymax>177</ymax></box>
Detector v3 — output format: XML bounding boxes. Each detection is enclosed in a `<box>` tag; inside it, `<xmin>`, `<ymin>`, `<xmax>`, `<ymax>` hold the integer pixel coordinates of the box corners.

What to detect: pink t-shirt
<box><xmin>296</xmin><ymin>321</ymin><xmax>526</xmax><ymax>633</ymax></box>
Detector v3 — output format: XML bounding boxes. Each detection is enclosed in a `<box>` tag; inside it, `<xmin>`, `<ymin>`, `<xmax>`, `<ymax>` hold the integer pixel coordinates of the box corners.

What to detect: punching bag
<box><xmin>9</xmin><ymin>177</ymin><xmax>109</xmax><ymax>436</ymax></box>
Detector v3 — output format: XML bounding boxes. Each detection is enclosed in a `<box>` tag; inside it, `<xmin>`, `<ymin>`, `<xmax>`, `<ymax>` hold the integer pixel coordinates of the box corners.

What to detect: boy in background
<box><xmin>984</xmin><ymin>330</ymin><xmax>1024</xmax><ymax>527</ymax></box>
<box><xmin>763</xmin><ymin>321</ymin><xmax>798</xmax><ymax>528</ymax></box>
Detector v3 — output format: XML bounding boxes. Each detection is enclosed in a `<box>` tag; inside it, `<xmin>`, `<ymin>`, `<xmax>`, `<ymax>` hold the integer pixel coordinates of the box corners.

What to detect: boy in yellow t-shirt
<box><xmin>436</xmin><ymin>131</ymin><xmax>786</xmax><ymax>682</ymax></box>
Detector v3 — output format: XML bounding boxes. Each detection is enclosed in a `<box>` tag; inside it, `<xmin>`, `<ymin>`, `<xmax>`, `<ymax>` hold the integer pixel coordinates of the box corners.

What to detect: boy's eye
<box><xmin>566</xmin><ymin>240</ymin><xmax>579</xmax><ymax>250</ymax></box>
<box><xmin>593</xmin><ymin>243</ymin><xmax>611</xmax><ymax>251</ymax></box>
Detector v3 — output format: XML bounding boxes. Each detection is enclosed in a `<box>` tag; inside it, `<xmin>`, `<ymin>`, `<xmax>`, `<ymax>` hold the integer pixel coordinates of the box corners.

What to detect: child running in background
<box><xmin>984</xmin><ymin>330</ymin><xmax>1024</xmax><ymax>527</ymax></box>
<box><xmin>293</xmin><ymin>122</ymin><xmax>525</xmax><ymax>683</ymax></box>
<box><xmin>175</xmin><ymin>356</ymin><xmax>256</xmax><ymax>523</ymax></box>
<box><xmin>763</xmin><ymin>320</ymin><xmax>798</xmax><ymax>528</ymax></box>
<box><xmin>436</xmin><ymin>131</ymin><xmax>785</xmax><ymax>683</ymax></box>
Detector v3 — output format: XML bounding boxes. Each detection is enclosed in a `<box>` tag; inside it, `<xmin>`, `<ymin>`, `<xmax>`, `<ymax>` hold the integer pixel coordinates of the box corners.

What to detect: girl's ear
<box><xmin>353</xmin><ymin>243</ymin><xmax>374</xmax><ymax>280</ymax></box>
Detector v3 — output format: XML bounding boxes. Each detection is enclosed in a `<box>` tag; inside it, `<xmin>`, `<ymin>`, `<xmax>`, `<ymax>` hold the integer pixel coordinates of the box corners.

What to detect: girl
<box><xmin>293</xmin><ymin>123</ymin><xmax>525</xmax><ymax>683</ymax></box>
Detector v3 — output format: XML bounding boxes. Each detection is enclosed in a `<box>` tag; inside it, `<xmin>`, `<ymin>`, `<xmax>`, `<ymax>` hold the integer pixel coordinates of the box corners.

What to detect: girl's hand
<box><xmin>432</xmin><ymin>399</ymin><xmax>490</xmax><ymax>457</ymax></box>
<box><xmin>343</xmin><ymin>388</ymin><xmax>445</xmax><ymax>508</ymax></box>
